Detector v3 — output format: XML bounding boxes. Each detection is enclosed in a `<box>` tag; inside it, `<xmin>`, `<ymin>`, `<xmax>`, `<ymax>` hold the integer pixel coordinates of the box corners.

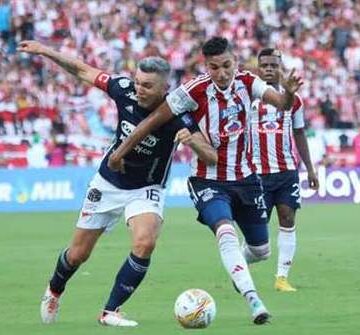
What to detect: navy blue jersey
<box><xmin>94</xmin><ymin>73</ymin><xmax>199</xmax><ymax>190</ymax></box>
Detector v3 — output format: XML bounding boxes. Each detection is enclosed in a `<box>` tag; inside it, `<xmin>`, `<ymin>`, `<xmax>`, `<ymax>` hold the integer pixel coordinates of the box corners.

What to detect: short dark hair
<box><xmin>202</xmin><ymin>36</ymin><xmax>233</xmax><ymax>57</ymax></box>
<box><xmin>257</xmin><ymin>48</ymin><xmax>282</xmax><ymax>60</ymax></box>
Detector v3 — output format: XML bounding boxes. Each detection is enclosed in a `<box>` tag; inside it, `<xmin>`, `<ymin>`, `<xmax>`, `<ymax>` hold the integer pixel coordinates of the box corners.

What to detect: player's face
<box><xmin>258</xmin><ymin>55</ymin><xmax>281</xmax><ymax>84</ymax></box>
<box><xmin>205</xmin><ymin>51</ymin><xmax>236</xmax><ymax>90</ymax></box>
<box><xmin>134</xmin><ymin>69</ymin><xmax>167</xmax><ymax>109</ymax></box>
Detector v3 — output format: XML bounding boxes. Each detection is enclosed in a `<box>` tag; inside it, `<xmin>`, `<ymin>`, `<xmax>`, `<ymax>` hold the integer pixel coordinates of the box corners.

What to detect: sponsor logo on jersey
<box><xmin>220</xmin><ymin>105</ymin><xmax>243</xmax><ymax>119</ymax></box>
<box><xmin>258</xmin><ymin>121</ymin><xmax>284</xmax><ymax>134</ymax></box>
<box><xmin>262</xmin><ymin>121</ymin><xmax>279</xmax><ymax>130</ymax></box>
<box><xmin>121</xmin><ymin>121</ymin><xmax>159</xmax><ymax>147</ymax></box>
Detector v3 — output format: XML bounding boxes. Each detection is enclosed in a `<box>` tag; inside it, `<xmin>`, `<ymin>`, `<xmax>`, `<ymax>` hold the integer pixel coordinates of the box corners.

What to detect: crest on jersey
<box><xmin>222</xmin><ymin>120</ymin><xmax>243</xmax><ymax>138</ymax></box>
<box><xmin>118</xmin><ymin>78</ymin><xmax>130</xmax><ymax>88</ymax></box>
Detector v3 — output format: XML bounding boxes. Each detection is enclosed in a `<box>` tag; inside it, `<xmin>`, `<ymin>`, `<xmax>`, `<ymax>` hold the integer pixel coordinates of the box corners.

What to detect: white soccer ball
<box><xmin>174</xmin><ymin>289</ymin><xmax>216</xmax><ymax>329</ymax></box>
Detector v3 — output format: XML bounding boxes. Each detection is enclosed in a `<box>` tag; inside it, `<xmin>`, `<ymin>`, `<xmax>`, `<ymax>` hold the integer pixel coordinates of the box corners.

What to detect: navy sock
<box><xmin>104</xmin><ymin>253</ymin><xmax>150</xmax><ymax>311</ymax></box>
<box><xmin>49</xmin><ymin>248</ymin><xmax>78</xmax><ymax>295</ymax></box>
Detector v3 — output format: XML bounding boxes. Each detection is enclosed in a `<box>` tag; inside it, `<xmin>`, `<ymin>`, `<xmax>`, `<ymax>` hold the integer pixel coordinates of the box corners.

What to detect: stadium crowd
<box><xmin>0</xmin><ymin>0</ymin><xmax>360</xmax><ymax>168</ymax></box>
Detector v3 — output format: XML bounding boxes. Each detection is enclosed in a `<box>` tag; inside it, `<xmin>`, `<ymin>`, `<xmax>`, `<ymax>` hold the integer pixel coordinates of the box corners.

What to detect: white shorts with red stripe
<box><xmin>76</xmin><ymin>173</ymin><xmax>165</xmax><ymax>232</ymax></box>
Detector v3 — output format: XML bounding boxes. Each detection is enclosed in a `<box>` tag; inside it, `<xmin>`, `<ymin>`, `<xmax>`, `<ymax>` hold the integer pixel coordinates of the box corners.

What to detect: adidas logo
<box><xmin>125</xmin><ymin>105</ymin><xmax>133</xmax><ymax>113</ymax></box>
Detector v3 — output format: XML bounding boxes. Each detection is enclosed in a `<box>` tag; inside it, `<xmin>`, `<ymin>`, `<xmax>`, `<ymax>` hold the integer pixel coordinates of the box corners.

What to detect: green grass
<box><xmin>1</xmin><ymin>204</ymin><xmax>360</xmax><ymax>334</ymax></box>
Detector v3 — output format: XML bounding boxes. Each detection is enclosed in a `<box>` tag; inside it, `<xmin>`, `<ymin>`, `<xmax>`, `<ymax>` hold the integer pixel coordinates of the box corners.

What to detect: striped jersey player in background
<box><xmin>17</xmin><ymin>40</ymin><xmax>217</xmax><ymax>327</ymax></box>
<box><xmin>249</xmin><ymin>48</ymin><xmax>319</xmax><ymax>291</ymax></box>
<box><xmin>109</xmin><ymin>36</ymin><xmax>303</xmax><ymax>324</ymax></box>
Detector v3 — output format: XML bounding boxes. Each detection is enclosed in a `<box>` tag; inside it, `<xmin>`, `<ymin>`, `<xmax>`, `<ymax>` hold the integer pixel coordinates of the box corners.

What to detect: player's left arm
<box><xmin>175</xmin><ymin>128</ymin><xmax>217</xmax><ymax>165</ymax></box>
<box><xmin>17</xmin><ymin>40</ymin><xmax>102</xmax><ymax>86</ymax></box>
<box><xmin>262</xmin><ymin>69</ymin><xmax>303</xmax><ymax>110</ymax></box>
<box><xmin>292</xmin><ymin>96</ymin><xmax>319</xmax><ymax>190</ymax></box>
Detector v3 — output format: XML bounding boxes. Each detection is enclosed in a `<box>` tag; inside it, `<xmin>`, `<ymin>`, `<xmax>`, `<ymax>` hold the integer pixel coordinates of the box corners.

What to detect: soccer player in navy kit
<box><xmin>17</xmin><ymin>40</ymin><xmax>217</xmax><ymax>327</ymax></box>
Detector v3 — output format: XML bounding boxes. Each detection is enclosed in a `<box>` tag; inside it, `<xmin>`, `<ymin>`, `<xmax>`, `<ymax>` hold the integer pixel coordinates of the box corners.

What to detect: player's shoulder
<box><xmin>182</xmin><ymin>73</ymin><xmax>211</xmax><ymax>92</ymax></box>
<box><xmin>106</xmin><ymin>75</ymin><xmax>136</xmax><ymax>101</ymax></box>
<box><xmin>235</xmin><ymin>69</ymin><xmax>259</xmax><ymax>80</ymax></box>
<box><xmin>235</xmin><ymin>69</ymin><xmax>262</xmax><ymax>89</ymax></box>
<box><xmin>109</xmin><ymin>75</ymin><xmax>134</xmax><ymax>90</ymax></box>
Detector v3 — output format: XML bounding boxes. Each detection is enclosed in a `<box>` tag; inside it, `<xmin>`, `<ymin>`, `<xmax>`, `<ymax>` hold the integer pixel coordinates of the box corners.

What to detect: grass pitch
<box><xmin>0</xmin><ymin>204</ymin><xmax>359</xmax><ymax>335</ymax></box>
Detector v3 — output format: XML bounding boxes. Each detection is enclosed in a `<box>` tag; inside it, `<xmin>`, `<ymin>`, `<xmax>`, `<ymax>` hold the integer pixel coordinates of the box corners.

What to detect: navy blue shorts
<box><xmin>260</xmin><ymin>170</ymin><xmax>301</xmax><ymax>215</ymax></box>
<box><xmin>187</xmin><ymin>174</ymin><xmax>268</xmax><ymax>246</ymax></box>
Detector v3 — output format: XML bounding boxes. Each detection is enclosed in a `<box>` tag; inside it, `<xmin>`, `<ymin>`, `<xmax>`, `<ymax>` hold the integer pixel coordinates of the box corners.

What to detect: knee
<box><xmin>248</xmin><ymin>242</ymin><xmax>271</xmax><ymax>262</ymax></box>
<box><xmin>279</xmin><ymin>215</ymin><xmax>295</xmax><ymax>228</ymax></box>
<box><xmin>67</xmin><ymin>247</ymin><xmax>91</xmax><ymax>266</ymax></box>
<box><xmin>132</xmin><ymin>236</ymin><xmax>157</xmax><ymax>258</ymax></box>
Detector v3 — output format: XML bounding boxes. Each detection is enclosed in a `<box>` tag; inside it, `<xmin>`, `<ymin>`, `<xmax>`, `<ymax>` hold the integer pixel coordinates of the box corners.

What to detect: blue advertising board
<box><xmin>0</xmin><ymin>164</ymin><xmax>359</xmax><ymax>212</ymax></box>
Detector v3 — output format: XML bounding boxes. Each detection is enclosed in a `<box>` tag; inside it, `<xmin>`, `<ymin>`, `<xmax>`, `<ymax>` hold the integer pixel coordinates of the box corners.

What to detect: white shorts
<box><xmin>76</xmin><ymin>173</ymin><xmax>165</xmax><ymax>232</ymax></box>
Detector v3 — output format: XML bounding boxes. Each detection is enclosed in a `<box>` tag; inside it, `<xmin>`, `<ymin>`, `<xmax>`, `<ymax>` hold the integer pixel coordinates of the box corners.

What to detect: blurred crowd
<box><xmin>0</xmin><ymin>0</ymin><xmax>360</xmax><ymax>168</ymax></box>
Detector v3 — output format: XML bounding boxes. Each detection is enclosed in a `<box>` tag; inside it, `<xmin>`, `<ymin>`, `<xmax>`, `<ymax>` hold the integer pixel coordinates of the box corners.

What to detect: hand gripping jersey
<box><xmin>94</xmin><ymin>73</ymin><xmax>199</xmax><ymax>189</ymax></box>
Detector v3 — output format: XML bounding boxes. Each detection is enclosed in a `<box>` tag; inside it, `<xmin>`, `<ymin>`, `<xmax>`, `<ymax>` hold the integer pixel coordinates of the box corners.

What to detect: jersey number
<box><xmin>146</xmin><ymin>189</ymin><xmax>160</xmax><ymax>202</ymax></box>
<box><xmin>291</xmin><ymin>183</ymin><xmax>301</xmax><ymax>203</ymax></box>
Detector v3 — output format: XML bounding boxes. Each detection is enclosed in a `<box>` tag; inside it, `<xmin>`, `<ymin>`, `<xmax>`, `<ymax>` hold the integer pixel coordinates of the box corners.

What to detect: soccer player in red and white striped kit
<box><xmin>248</xmin><ymin>48</ymin><xmax>319</xmax><ymax>291</ymax></box>
<box><xmin>109</xmin><ymin>37</ymin><xmax>303</xmax><ymax>324</ymax></box>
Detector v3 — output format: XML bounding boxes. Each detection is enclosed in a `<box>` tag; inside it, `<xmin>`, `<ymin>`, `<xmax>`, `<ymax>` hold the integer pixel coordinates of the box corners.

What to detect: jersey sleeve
<box><xmin>253</xmin><ymin>76</ymin><xmax>272</xmax><ymax>100</ymax></box>
<box><xmin>292</xmin><ymin>94</ymin><xmax>305</xmax><ymax>129</ymax></box>
<box><xmin>166</xmin><ymin>75</ymin><xmax>209</xmax><ymax>115</ymax></box>
<box><xmin>94</xmin><ymin>73</ymin><xmax>132</xmax><ymax>100</ymax></box>
<box><xmin>238</xmin><ymin>71</ymin><xmax>269</xmax><ymax>100</ymax></box>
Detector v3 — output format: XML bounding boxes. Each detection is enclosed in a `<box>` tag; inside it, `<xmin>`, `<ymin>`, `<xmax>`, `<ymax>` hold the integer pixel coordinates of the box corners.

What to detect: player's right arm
<box><xmin>17</xmin><ymin>40</ymin><xmax>101</xmax><ymax>86</ymax></box>
<box><xmin>107</xmin><ymin>101</ymin><xmax>175</xmax><ymax>171</ymax></box>
<box><xmin>109</xmin><ymin>82</ymin><xmax>200</xmax><ymax>169</ymax></box>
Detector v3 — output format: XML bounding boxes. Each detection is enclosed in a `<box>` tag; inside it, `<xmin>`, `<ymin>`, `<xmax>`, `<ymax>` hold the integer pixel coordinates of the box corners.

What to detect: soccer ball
<box><xmin>174</xmin><ymin>289</ymin><xmax>216</xmax><ymax>328</ymax></box>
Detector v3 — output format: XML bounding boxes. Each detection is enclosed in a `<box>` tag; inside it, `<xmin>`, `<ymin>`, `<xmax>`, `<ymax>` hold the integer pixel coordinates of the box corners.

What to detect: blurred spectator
<box><xmin>353</xmin><ymin>126</ymin><xmax>360</xmax><ymax>166</ymax></box>
<box><xmin>320</xmin><ymin>94</ymin><xmax>338</xmax><ymax>128</ymax></box>
<box><xmin>26</xmin><ymin>133</ymin><xmax>48</xmax><ymax>168</ymax></box>
<box><xmin>0</xmin><ymin>0</ymin><xmax>11</xmax><ymax>42</ymax></box>
<box><xmin>0</xmin><ymin>0</ymin><xmax>360</xmax><ymax>168</ymax></box>
<box><xmin>47</xmin><ymin>137</ymin><xmax>67</xmax><ymax>167</ymax></box>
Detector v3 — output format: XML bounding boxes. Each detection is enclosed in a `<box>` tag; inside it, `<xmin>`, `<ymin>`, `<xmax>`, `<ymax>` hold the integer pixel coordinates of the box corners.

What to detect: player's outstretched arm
<box><xmin>262</xmin><ymin>69</ymin><xmax>303</xmax><ymax>110</ymax></box>
<box><xmin>293</xmin><ymin>128</ymin><xmax>319</xmax><ymax>190</ymax></box>
<box><xmin>175</xmin><ymin>129</ymin><xmax>217</xmax><ymax>165</ymax></box>
<box><xmin>17</xmin><ymin>40</ymin><xmax>102</xmax><ymax>86</ymax></box>
<box><xmin>108</xmin><ymin>101</ymin><xmax>174</xmax><ymax>172</ymax></box>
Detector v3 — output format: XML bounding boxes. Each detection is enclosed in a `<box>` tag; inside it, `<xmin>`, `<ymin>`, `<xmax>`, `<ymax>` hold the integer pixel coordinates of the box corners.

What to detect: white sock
<box><xmin>277</xmin><ymin>227</ymin><xmax>296</xmax><ymax>278</ymax></box>
<box><xmin>216</xmin><ymin>224</ymin><xmax>258</xmax><ymax>297</ymax></box>
<box><xmin>241</xmin><ymin>241</ymin><xmax>270</xmax><ymax>264</ymax></box>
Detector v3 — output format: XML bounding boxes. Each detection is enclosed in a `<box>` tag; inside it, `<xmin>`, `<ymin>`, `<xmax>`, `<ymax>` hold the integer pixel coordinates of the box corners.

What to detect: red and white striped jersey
<box><xmin>166</xmin><ymin>71</ymin><xmax>269</xmax><ymax>181</ymax></box>
<box><xmin>249</xmin><ymin>91</ymin><xmax>305</xmax><ymax>174</ymax></box>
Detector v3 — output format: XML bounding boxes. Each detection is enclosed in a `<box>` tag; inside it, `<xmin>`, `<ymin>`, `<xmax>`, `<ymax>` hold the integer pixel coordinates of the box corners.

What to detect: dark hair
<box><xmin>202</xmin><ymin>36</ymin><xmax>233</xmax><ymax>57</ymax></box>
<box><xmin>257</xmin><ymin>48</ymin><xmax>282</xmax><ymax>60</ymax></box>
